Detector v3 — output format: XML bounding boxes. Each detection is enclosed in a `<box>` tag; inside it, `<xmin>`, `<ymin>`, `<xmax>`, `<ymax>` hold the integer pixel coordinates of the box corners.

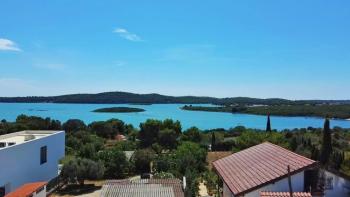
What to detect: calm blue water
<box><xmin>0</xmin><ymin>103</ymin><xmax>349</xmax><ymax>130</ymax></box>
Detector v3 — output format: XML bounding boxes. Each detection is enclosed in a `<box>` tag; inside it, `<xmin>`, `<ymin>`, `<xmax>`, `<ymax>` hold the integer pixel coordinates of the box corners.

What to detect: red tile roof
<box><xmin>207</xmin><ymin>151</ymin><xmax>232</xmax><ymax>170</ymax></box>
<box><xmin>102</xmin><ymin>179</ymin><xmax>184</xmax><ymax>197</ymax></box>
<box><xmin>213</xmin><ymin>142</ymin><xmax>317</xmax><ymax>196</ymax></box>
<box><xmin>5</xmin><ymin>182</ymin><xmax>46</xmax><ymax>197</ymax></box>
<box><xmin>260</xmin><ymin>191</ymin><xmax>312</xmax><ymax>197</ymax></box>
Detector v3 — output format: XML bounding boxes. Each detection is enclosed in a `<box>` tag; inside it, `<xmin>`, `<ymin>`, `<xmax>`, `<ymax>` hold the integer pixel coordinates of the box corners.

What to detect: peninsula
<box><xmin>181</xmin><ymin>104</ymin><xmax>350</xmax><ymax>119</ymax></box>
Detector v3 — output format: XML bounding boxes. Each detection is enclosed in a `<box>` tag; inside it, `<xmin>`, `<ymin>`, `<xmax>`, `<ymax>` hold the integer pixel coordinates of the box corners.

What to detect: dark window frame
<box><xmin>40</xmin><ymin>146</ymin><xmax>47</xmax><ymax>165</ymax></box>
<box><xmin>0</xmin><ymin>186</ymin><xmax>5</xmax><ymax>197</ymax></box>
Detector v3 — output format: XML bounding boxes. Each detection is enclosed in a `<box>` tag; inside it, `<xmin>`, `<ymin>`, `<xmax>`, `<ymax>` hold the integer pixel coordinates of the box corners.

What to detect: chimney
<box><xmin>183</xmin><ymin>176</ymin><xmax>186</xmax><ymax>190</ymax></box>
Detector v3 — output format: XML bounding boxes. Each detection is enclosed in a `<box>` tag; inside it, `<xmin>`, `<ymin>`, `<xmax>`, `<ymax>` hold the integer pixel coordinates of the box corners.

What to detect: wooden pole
<box><xmin>287</xmin><ymin>165</ymin><xmax>293</xmax><ymax>197</ymax></box>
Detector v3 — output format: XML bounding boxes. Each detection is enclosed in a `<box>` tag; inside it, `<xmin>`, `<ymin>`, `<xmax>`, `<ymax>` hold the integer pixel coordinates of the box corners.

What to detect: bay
<box><xmin>0</xmin><ymin>103</ymin><xmax>349</xmax><ymax>130</ymax></box>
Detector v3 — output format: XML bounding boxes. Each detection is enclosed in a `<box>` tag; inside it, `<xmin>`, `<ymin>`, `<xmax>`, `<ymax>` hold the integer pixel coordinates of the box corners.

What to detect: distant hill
<box><xmin>0</xmin><ymin>92</ymin><xmax>218</xmax><ymax>104</ymax></box>
<box><xmin>0</xmin><ymin>91</ymin><xmax>349</xmax><ymax>105</ymax></box>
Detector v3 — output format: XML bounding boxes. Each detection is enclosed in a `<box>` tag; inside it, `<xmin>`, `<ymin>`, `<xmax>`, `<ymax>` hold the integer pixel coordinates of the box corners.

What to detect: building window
<box><xmin>325</xmin><ymin>177</ymin><xmax>333</xmax><ymax>190</ymax></box>
<box><xmin>0</xmin><ymin>186</ymin><xmax>5</xmax><ymax>197</ymax></box>
<box><xmin>40</xmin><ymin>146</ymin><xmax>47</xmax><ymax>164</ymax></box>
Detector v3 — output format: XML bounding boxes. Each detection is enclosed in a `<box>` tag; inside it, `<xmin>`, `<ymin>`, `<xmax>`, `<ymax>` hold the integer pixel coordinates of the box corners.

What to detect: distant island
<box><xmin>92</xmin><ymin>107</ymin><xmax>145</xmax><ymax>113</ymax></box>
<box><xmin>181</xmin><ymin>104</ymin><xmax>350</xmax><ymax>119</ymax></box>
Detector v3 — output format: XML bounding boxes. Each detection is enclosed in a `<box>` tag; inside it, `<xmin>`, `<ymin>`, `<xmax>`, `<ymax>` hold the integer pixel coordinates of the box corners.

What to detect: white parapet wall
<box><xmin>30</xmin><ymin>185</ymin><xmax>46</xmax><ymax>197</ymax></box>
<box><xmin>223</xmin><ymin>171</ymin><xmax>305</xmax><ymax>197</ymax></box>
<box><xmin>0</xmin><ymin>130</ymin><xmax>65</xmax><ymax>195</ymax></box>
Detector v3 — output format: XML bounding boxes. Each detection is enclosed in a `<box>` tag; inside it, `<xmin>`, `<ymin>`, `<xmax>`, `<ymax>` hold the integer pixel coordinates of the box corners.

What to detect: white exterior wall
<box><xmin>223</xmin><ymin>171</ymin><xmax>305</xmax><ymax>197</ymax></box>
<box><xmin>0</xmin><ymin>131</ymin><xmax>65</xmax><ymax>194</ymax></box>
<box><xmin>223</xmin><ymin>182</ymin><xmax>234</xmax><ymax>197</ymax></box>
<box><xmin>324</xmin><ymin>171</ymin><xmax>350</xmax><ymax>197</ymax></box>
<box><xmin>28</xmin><ymin>185</ymin><xmax>46</xmax><ymax>197</ymax></box>
<box><xmin>34</xmin><ymin>185</ymin><xmax>46</xmax><ymax>197</ymax></box>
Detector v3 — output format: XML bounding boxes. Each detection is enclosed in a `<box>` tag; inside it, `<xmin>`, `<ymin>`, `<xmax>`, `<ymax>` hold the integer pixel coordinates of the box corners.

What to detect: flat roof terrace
<box><xmin>0</xmin><ymin>130</ymin><xmax>63</xmax><ymax>149</ymax></box>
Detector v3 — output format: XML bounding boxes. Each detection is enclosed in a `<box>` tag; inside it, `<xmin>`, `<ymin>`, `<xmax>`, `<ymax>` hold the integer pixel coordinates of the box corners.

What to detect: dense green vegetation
<box><xmin>92</xmin><ymin>107</ymin><xmax>145</xmax><ymax>113</ymax></box>
<box><xmin>1</xmin><ymin>115</ymin><xmax>349</xmax><ymax>196</ymax></box>
<box><xmin>1</xmin><ymin>91</ymin><xmax>350</xmax><ymax>105</ymax></box>
<box><xmin>181</xmin><ymin>104</ymin><xmax>350</xmax><ymax>119</ymax></box>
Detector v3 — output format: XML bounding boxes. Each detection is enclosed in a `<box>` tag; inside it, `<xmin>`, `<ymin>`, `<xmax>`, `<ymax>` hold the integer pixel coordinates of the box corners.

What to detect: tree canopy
<box><xmin>60</xmin><ymin>158</ymin><xmax>104</xmax><ymax>185</ymax></box>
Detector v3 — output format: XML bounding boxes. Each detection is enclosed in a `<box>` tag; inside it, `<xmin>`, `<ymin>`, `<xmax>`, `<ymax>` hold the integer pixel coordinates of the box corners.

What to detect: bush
<box><xmin>98</xmin><ymin>148</ymin><xmax>130</xmax><ymax>178</ymax></box>
<box><xmin>60</xmin><ymin>158</ymin><xmax>104</xmax><ymax>185</ymax></box>
<box><xmin>133</xmin><ymin>149</ymin><xmax>156</xmax><ymax>174</ymax></box>
<box><xmin>153</xmin><ymin>172</ymin><xmax>175</xmax><ymax>179</ymax></box>
<box><xmin>63</xmin><ymin>119</ymin><xmax>86</xmax><ymax>133</ymax></box>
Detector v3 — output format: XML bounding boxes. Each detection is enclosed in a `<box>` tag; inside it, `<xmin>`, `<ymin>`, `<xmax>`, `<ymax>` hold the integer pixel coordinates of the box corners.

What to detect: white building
<box><xmin>324</xmin><ymin>170</ymin><xmax>350</xmax><ymax>197</ymax></box>
<box><xmin>0</xmin><ymin>130</ymin><xmax>65</xmax><ymax>196</ymax></box>
<box><xmin>213</xmin><ymin>142</ymin><xmax>317</xmax><ymax>197</ymax></box>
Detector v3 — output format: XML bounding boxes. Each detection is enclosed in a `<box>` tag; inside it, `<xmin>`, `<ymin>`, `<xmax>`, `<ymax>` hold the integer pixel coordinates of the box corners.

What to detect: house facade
<box><xmin>213</xmin><ymin>142</ymin><xmax>317</xmax><ymax>197</ymax></box>
<box><xmin>0</xmin><ymin>130</ymin><xmax>65</xmax><ymax>196</ymax></box>
<box><xmin>223</xmin><ymin>171</ymin><xmax>306</xmax><ymax>197</ymax></box>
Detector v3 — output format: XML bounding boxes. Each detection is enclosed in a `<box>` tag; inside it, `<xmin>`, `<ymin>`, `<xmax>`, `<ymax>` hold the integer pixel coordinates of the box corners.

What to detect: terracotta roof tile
<box><xmin>101</xmin><ymin>179</ymin><xmax>184</xmax><ymax>197</ymax></box>
<box><xmin>207</xmin><ymin>151</ymin><xmax>232</xmax><ymax>170</ymax></box>
<box><xmin>213</xmin><ymin>142</ymin><xmax>317</xmax><ymax>196</ymax></box>
<box><xmin>5</xmin><ymin>182</ymin><xmax>46</xmax><ymax>197</ymax></box>
<box><xmin>260</xmin><ymin>191</ymin><xmax>312</xmax><ymax>197</ymax></box>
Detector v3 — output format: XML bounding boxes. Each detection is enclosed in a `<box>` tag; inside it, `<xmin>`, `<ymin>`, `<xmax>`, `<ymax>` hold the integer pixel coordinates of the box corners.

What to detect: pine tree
<box><xmin>266</xmin><ymin>113</ymin><xmax>271</xmax><ymax>132</ymax></box>
<box><xmin>320</xmin><ymin>118</ymin><xmax>332</xmax><ymax>165</ymax></box>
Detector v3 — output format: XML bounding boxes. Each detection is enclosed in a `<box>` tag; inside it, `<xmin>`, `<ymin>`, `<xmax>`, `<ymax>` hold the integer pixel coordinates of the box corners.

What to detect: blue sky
<box><xmin>0</xmin><ymin>0</ymin><xmax>349</xmax><ymax>99</ymax></box>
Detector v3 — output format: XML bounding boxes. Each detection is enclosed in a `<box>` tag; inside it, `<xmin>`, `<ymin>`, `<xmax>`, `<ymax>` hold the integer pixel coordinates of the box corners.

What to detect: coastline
<box><xmin>180</xmin><ymin>106</ymin><xmax>350</xmax><ymax>121</ymax></box>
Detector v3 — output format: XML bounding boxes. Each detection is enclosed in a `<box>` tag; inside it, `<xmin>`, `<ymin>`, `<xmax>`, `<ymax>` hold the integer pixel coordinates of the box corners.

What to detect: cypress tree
<box><xmin>311</xmin><ymin>145</ymin><xmax>319</xmax><ymax>161</ymax></box>
<box><xmin>320</xmin><ymin>118</ymin><xmax>332</xmax><ymax>165</ymax></box>
<box><xmin>211</xmin><ymin>132</ymin><xmax>216</xmax><ymax>151</ymax></box>
<box><xmin>290</xmin><ymin>137</ymin><xmax>298</xmax><ymax>151</ymax></box>
<box><xmin>266</xmin><ymin>113</ymin><xmax>271</xmax><ymax>132</ymax></box>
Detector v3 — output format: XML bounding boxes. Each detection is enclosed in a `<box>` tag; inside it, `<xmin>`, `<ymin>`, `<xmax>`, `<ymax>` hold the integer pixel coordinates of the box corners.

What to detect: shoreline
<box><xmin>180</xmin><ymin>107</ymin><xmax>350</xmax><ymax>121</ymax></box>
